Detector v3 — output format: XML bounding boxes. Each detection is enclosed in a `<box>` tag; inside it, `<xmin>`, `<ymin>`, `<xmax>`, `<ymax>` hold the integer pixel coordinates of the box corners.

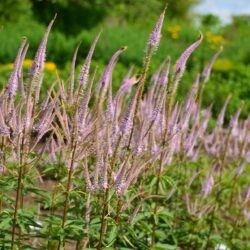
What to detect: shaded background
<box><xmin>0</xmin><ymin>0</ymin><xmax>250</xmax><ymax>120</ymax></box>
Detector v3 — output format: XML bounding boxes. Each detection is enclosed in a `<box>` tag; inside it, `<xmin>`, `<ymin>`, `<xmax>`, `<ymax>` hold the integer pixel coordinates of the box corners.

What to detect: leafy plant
<box><xmin>0</xmin><ymin>7</ymin><xmax>249</xmax><ymax>250</ymax></box>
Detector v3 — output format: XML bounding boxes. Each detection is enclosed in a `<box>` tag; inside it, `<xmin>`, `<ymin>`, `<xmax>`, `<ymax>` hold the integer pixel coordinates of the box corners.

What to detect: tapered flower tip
<box><xmin>120</xmin><ymin>46</ymin><xmax>128</xmax><ymax>51</ymax></box>
<box><xmin>201</xmin><ymin>46</ymin><xmax>223</xmax><ymax>83</ymax></box>
<box><xmin>174</xmin><ymin>32</ymin><xmax>203</xmax><ymax>75</ymax></box>
<box><xmin>120</xmin><ymin>75</ymin><xmax>140</xmax><ymax>93</ymax></box>
<box><xmin>78</xmin><ymin>32</ymin><xmax>101</xmax><ymax>86</ymax></box>
<box><xmin>127</xmin><ymin>75</ymin><xmax>140</xmax><ymax>86</ymax></box>
<box><xmin>53</xmin><ymin>13</ymin><xmax>57</xmax><ymax>20</ymax></box>
<box><xmin>30</xmin><ymin>15</ymin><xmax>56</xmax><ymax>77</ymax></box>
<box><xmin>5</xmin><ymin>37</ymin><xmax>28</xmax><ymax>98</ymax></box>
<box><xmin>99</xmin><ymin>46</ymin><xmax>127</xmax><ymax>88</ymax></box>
<box><xmin>216</xmin><ymin>94</ymin><xmax>232</xmax><ymax>127</ymax></box>
<box><xmin>147</xmin><ymin>5</ymin><xmax>167</xmax><ymax>50</ymax></box>
<box><xmin>201</xmin><ymin>172</ymin><xmax>214</xmax><ymax>198</ymax></box>
<box><xmin>159</xmin><ymin>56</ymin><xmax>171</xmax><ymax>86</ymax></box>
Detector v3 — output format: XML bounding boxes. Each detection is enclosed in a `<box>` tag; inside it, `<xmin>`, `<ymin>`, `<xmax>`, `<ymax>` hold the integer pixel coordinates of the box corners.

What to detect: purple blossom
<box><xmin>243</xmin><ymin>209</ymin><xmax>250</xmax><ymax>221</ymax></box>
<box><xmin>78</xmin><ymin>32</ymin><xmax>101</xmax><ymax>86</ymax></box>
<box><xmin>100</xmin><ymin>47</ymin><xmax>127</xmax><ymax>88</ymax></box>
<box><xmin>201</xmin><ymin>172</ymin><xmax>214</xmax><ymax>198</ymax></box>
<box><xmin>230</xmin><ymin>108</ymin><xmax>242</xmax><ymax>137</ymax></box>
<box><xmin>100</xmin><ymin>157</ymin><xmax>108</xmax><ymax>189</ymax></box>
<box><xmin>83</xmin><ymin>162</ymin><xmax>94</xmax><ymax>191</ymax></box>
<box><xmin>184</xmin><ymin>74</ymin><xmax>200</xmax><ymax>110</ymax></box>
<box><xmin>30</xmin><ymin>15</ymin><xmax>56</xmax><ymax>78</ymax></box>
<box><xmin>201</xmin><ymin>46</ymin><xmax>223</xmax><ymax>83</ymax></box>
<box><xmin>120</xmin><ymin>90</ymin><xmax>138</xmax><ymax>137</ymax></box>
<box><xmin>115</xmin><ymin>159</ymin><xmax>128</xmax><ymax>194</ymax></box>
<box><xmin>245</xmin><ymin>151</ymin><xmax>250</xmax><ymax>163</ymax></box>
<box><xmin>158</xmin><ymin>57</ymin><xmax>170</xmax><ymax>86</ymax></box>
<box><xmin>217</xmin><ymin>95</ymin><xmax>232</xmax><ymax>127</ymax></box>
<box><xmin>244</xmin><ymin>186</ymin><xmax>250</xmax><ymax>201</ymax></box>
<box><xmin>235</xmin><ymin>162</ymin><xmax>245</xmax><ymax>177</ymax></box>
<box><xmin>6</xmin><ymin>38</ymin><xmax>27</xmax><ymax>99</ymax></box>
<box><xmin>174</xmin><ymin>32</ymin><xmax>203</xmax><ymax>75</ymax></box>
<box><xmin>148</xmin><ymin>6</ymin><xmax>167</xmax><ymax>50</ymax></box>
<box><xmin>0</xmin><ymin>164</ymin><xmax>3</xmax><ymax>175</ymax></box>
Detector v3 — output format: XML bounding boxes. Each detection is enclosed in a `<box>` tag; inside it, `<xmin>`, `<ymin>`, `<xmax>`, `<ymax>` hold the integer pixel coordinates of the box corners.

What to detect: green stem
<box><xmin>57</xmin><ymin>143</ymin><xmax>77</xmax><ymax>249</ymax></box>
<box><xmin>11</xmin><ymin>155</ymin><xmax>23</xmax><ymax>250</ymax></box>
<box><xmin>114</xmin><ymin>198</ymin><xmax>123</xmax><ymax>249</ymax></box>
<box><xmin>204</xmin><ymin>128</ymin><xmax>231</xmax><ymax>250</ymax></box>
<box><xmin>97</xmin><ymin>188</ymin><xmax>109</xmax><ymax>249</ymax></box>
<box><xmin>75</xmin><ymin>189</ymin><xmax>91</xmax><ymax>249</ymax></box>
<box><xmin>151</xmin><ymin>74</ymin><xmax>179</xmax><ymax>248</ymax></box>
<box><xmin>196</xmin><ymin>82</ymin><xmax>205</xmax><ymax>111</ymax></box>
<box><xmin>11</xmin><ymin>131</ymin><xmax>25</xmax><ymax>250</ymax></box>
<box><xmin>47</xmin><ymin>185</ymin><xmax>57</xmax><ymax>249</ymax></box>
<box><xmin>0</xmin><ymin>136</ymin><xmax>5</xmax><ymax>214</ymax></box>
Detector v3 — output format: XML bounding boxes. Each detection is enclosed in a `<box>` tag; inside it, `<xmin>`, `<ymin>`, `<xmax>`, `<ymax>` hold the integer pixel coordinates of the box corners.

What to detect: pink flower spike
<box><xmin>148</xmin><ymin>5</ymin><xmax>167</xmax><ymax>50</ymax></box>
<box><xmin>100</xmin><ymin>46</ymin><xmax>127</xmax><ymax>88</ymax></box>
<box><xmin>78</xmin><ymin>31</ymin><xmax>101</xmax><ymax>86</ymax></box>
<box><xmin>159</xmin><ymin>57</ymin><xmax>170</xmax><ymax>86</ymax></box>
<box><xmin>201</xmin><ymin>172</ymin><xmax>214</xmax><ymax>198</ymax></box>
<box><xmin>235</xmin><ymin>162</ymin><xmax>245</xmax><ymax>177</ymax></box>
<box><xmin>201</xmin><ymin>46</ymin><xmax>223</xmax><ymax>83</ymax></box>
<box><xmin>174</xmin><ymin>32</ymin><xmax>203</xmax><ymax>75</ymax></box>
<box><xmin>230</xmin><ymin>107</ymin><xmax>241</xmax><ymax>130</ymax></box>
<box><xmin>243</xmin><ymin>209</ymin><xmax>250</xmax><ymax>221</ymax></box>
<box><xmin>217</xmin><ymin>95</ymin><xmax>232</xmax><ymax>127</ymax></box>
<box><xmin>6</xmin><ymin>38</ymin><xmax>27</xmax><ymax>99</ymax></box>
<box><xmin>30</xmin><ymin>14</ymin><xmax>56</xmax><ymax>78</ymax></box>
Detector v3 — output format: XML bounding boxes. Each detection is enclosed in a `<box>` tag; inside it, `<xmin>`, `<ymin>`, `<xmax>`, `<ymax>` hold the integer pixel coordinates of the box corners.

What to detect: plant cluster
<box><xmin>0</xmin><ymin>9</ymin><xmax>249</xmax><ymax>250</ymax></box>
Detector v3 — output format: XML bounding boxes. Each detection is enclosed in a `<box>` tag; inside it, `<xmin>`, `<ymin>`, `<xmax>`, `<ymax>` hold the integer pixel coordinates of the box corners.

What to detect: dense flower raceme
<box><xmin>0</xmin><ymin>12</ymin><xmax>249</xmax><ymax>249</ymax></box>
<box><xmin>1</xmin><ymin>28</ymin><xmax>249</xmax><ymax>193</ymax></box>
<box><xmin>147</xmin><ymin>5</ymin><xmax>167</xmax><ymax>50</ymax></box>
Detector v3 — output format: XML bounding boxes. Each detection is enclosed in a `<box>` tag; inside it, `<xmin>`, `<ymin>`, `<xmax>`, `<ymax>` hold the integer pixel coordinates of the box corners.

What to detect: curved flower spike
<box><xmin>148</xmin><ymin>5</ymin><xmax>167</xmax><ymax>51</ymax></box>
<box><xmin>174</xmin><ymin>32</ymin><xmax>203</xmax><ymax>76</ymax></box>
<box><xmin>217</xmin><ymin>94</ymin><xmax>232</xmax><ymax>127</ymax></box>
<box><xmin>6</xmin><ymin>37</ymin><xmax>27</xmax><ymax>99</ymax></box>
<box><xmin>78</xmin><ymin>31</ymin><xmax>101</xmax><ymax>87</ymax></box>
<box><xmin>98</xmin><ymin>46</ymin><xmax>127</xmax><ymax>98</ymax></box>
<box><xmin>101</xmin><ymin>46</ymin><xmax>127</xmax><ymax>86</ymax></box>
<box><xmin>30</xmin><ymin>14</ymin><xmax>56</xmax><ymax>78</ymax></box>
<box><xmin>159</xmin><ymin>56</ymin><xmax>170</xmax><ymax>86</ymax></box>
<box><xmin>201</xmin><ymin>172</ymin><xmax>214</xmax><ymax>198</ymax></box>
<box><xmin>201</xmin><ymin>46</ymin><xmax>223</xmax><ymax>83</ymax></box>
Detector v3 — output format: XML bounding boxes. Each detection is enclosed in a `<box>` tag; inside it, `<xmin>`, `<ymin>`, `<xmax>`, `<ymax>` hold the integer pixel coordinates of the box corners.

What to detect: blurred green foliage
<box><xmin>0</xmin><ymin>0</ymin><xmax>32</xmax><ymax>23</ymax></box>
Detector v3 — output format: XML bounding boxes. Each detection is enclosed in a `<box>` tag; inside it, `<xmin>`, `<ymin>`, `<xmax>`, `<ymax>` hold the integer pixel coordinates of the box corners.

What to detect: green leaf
<box><xmin>107</xmin><ymin>225</ymin><xmax>117</xmax><ymax>245</ymax></box>
<box><xmin>0</xmin><ymin>216</ymin><xmax>12</xmax><ymax>229</ymax></box>
<box><xmin>155</xmin><ymin>243</ymin><xmax>177</xmax><ymax>250</ymax></box>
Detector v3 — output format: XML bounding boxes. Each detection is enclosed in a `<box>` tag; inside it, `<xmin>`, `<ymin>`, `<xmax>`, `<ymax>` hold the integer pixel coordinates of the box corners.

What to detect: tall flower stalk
<box><xmin>128</xmin><ymin>5</ymin><xmax>167</xmax><ymax>149</ymax></box>
<box><xmin>10</xmin><ymin>17</ymin><xmax>55</xmax><ymax>250</ymax></box>
<box><xmin>151</xmin><ymin>32</ymin><xmax>203</xmax><ymax>247</ymax></box>
<box><xmin>204</xmin><ymin>127</ymin><xmax>232</xmax><ymax>250</ymax></box>
<box><xmin>0</xmin><ymin>7</ymin><xmax>248</xmax><ymax>250</ymax></box>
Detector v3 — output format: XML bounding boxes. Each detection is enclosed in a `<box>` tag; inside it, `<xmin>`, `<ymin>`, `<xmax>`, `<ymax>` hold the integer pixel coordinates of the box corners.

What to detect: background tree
<box><xmin>0</xmin><ymin>0</ymin><xmax>32</xmax><ymax>23</ymax></box>
<box><xmin>30</xmin><ymin>0</ymin><xmax>201</xmax><ymax>35</ymax></box>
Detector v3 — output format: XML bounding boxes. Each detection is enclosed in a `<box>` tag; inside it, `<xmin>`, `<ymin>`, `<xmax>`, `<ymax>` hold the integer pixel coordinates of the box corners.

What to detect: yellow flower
<box><xmin>7</xmin><ymin>63</ymin><xmax>14</xmax><ymax>69</ymax></box>
<box><xmin>167</xmin><ymin>25</ymin><xmax>181</xmax><ymax>40</ymax></box>
<box><xmin>0</xmin><ymin>59</ymin><xmax>57</xmax><ymax>74</ymax></box>
<box><xmin>206</xmin><ymin>31</ymin><xmax>226</xmax><ymax>49</ymax></box>
<box><xmin>213</xmin><ymin>58</ymin><xmax>233</xmax><ymax>72</ymax></box>
<box><xmin>45</xmin><ymin>61</ymin><xmax>57</xmax><ymax>72</ymax></box>
<box><xmin>23</xmin><ymin>59</ymin><xmax>33</xmax><ymax>68</ymax></box>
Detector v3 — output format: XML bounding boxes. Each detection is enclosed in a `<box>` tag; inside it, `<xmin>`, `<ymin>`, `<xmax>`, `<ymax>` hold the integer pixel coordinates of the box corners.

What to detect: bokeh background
<box><xmin>0</xmin><ymin>0</ymin><xmax>250</xmax><ymax>121</ymax></box>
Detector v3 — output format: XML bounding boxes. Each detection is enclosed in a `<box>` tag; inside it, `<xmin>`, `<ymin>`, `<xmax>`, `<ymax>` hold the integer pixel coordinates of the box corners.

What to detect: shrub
<box><xmin>0</xmin><ymin>10</ymin><xmax>249</xmax><ymax>250</ymax></box>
